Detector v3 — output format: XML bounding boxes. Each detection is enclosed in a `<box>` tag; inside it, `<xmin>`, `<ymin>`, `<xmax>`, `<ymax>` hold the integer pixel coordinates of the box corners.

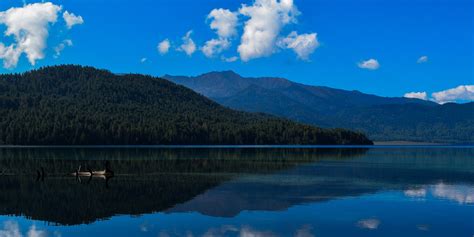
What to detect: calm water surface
<box><xmin>0</xmin><ymin>147</ymin><xmax>472</xmax><ymax>236</ymax></box>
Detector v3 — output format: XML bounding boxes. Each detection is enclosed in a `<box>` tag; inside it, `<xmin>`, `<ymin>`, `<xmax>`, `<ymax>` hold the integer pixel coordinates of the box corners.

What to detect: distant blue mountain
<box><xmin>164</xmin><ymin>71</ymin><xmax>473</xmax><ymax>143</ymax></box>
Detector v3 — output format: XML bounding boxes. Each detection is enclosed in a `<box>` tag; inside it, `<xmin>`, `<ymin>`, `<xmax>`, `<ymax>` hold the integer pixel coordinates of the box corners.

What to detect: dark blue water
<box><xmin>0</xmin><ymin>147</ymin><xmax>472</xmax><ymax>236</ymax></box>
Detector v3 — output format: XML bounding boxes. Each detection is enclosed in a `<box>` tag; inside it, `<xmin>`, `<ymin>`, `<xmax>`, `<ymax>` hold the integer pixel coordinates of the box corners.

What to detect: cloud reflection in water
<box><xmin>404</xmin><ymin>183</ymin><xmax>474</xmax><ymax>204</ymax></box>
<box><xmin>0</xmin><ymin>221</ymin><xmax>47</xmax><ymax>237</ymax></box>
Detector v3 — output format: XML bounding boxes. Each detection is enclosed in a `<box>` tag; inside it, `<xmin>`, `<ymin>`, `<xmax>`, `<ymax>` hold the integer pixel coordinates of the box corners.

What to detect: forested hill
<box><xmin>0</xmin><ymin>65</ymin><xmax>372</xmax><ymax>145</ymax></box>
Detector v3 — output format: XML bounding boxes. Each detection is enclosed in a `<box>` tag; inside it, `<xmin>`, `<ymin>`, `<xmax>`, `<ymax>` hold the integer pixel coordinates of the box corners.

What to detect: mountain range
<box><xmin>0</xmin><ymin>65</ymin><xmax>372</xmax><ymax>145</ymax></box>
<box><xmin>164</xmin><ymin>71</ymin><xmax>474</xmax><ymax>144</ymax></box>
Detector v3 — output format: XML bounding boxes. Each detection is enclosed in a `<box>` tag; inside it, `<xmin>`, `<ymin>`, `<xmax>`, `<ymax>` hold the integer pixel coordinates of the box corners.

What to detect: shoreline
<box><xmin>0</xmin><ymin>144</ymin><xmax>472</xmax><ymax>149</ymax></box>
<box><xmin>373</xmin><ymin>141</ymin><xmax>448</xmax><ymax>146</ymax></box>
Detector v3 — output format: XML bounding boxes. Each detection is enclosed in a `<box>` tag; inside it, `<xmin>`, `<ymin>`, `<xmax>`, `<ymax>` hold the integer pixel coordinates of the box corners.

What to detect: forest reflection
<box><xmin>0</xmin><ymin>148</ymin><xmax>367</xmax><ymax>225</ymax></box>
<box><xmin>0</xmin><ymin>147</ymin><xmax>472</xmax><ymax>226</ymax></box>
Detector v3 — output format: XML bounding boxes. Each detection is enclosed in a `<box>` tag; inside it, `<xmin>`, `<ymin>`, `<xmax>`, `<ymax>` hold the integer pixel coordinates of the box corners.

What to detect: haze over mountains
<box><xmin>164</xmin><ymin>71</ymin><xmax>474</xmax><ymax>144</ymax></box>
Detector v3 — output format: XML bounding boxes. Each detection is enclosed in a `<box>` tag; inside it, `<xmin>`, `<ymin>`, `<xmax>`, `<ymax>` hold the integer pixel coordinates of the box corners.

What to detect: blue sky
<box><xmin>0</xmin><ymin>0</ymin><xmax>472</xmax><ymax>101</ymax></box>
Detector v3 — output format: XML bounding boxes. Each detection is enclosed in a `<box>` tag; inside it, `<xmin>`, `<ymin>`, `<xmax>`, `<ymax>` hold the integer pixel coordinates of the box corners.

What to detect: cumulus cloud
<box><xmin>157</xmin><ymin>39</ymin><xmax>170</xmax><ymax>55</ymax></box>
<box><xmin>0</xmin><ymin>45</ymin><xmax>22</xmax><ymax>69</ymax></box>
<box><xmin>179</xmin><ymin>31</ymin><xmax>196</xmax><ymax>56</ymax></box>
<box><xmin>278</xmin><ymin>31</ymin><xmax>319</xmax><ymax>60</ymax></box>
<box><xmin>202</xmin><ymin>8</ymin><xmax>238</xmax><ymax>58</ymax></box>
<box><xmin>358</xmin><ymin>59</ymin><xmax>380</xmax><ymax>70</ymax></box>
<box><xmin>238</xmin><ymin>0</ymin><xmax>300</xmax><ymax>61</ymax></box>
<box><xmin>62</xmin><ymin>11</ymin><xmax>83</xmax><ymax>29</ymax></box>
<box><xmin>357</xmin><ymin>219</ymin><xmax>380</xmax><ymax>230</ymax></box>
<box><xmin>404</xmin><ymin>92</ymin><xmax>428</xmax><ymax>100</ymax></box>
<box><xmin>53</xmin><ymin>39</ymin><xmax>73</xmax><ymax>58</ymax></box>
<box><xmin>161</xmin><ymin>0</ymin><xmax>319</xmax><ymax>61</ymax></box>
<box><xmin>222</xmin><ymin>56</ymin><xmax>239</xmax><ymax>62</ymax></box>
<box><xmin>202</xmin><ymin>38</ymin><xmax>231</xmax><ymax>58</ymax></box>
<box><xmin>208</xmin><ymin>9</ymin><xmax>238</xmax><ymax>39</ymax></box>
<box><xmin>417</xmin><ymin>56</ymin><xmax>428</xmax><ymax>64</ymax></box>
<box><xmin>431</xmin><ymin>85</ymin><xmax>474</xmax><ymax>104</ymax></box>
<box><xmin>0</xmin><ymin>2</ymin><xmax>62</xmax><ymax>68</ymax></box>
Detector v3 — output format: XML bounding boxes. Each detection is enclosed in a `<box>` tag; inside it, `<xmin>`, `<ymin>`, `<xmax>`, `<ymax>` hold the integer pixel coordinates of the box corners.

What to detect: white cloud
<box><xmin>202</xmin><ymin>8</ymin><xmax>238</xmax><ymax>58</ymax></box>
<box><xmin>179</xmin><ymin>31</ymin><xmax>196</xmax><ymax>56</ymax></box>
<box><xmin>278</xmin><ymin>31</ymin><xmax>319</xmax><ymax>60</ymax></box>
<box><xmin>431</xmin><ymin>85</ymin><xmax>474</xmax><ymax>104</ymax></box>
<box><xmin>208</xmin><ymin>9</ymin><xmax>238</xmax><ymax>39</ymax></box>
<box><xmin>404</xmin><ymin>92</ymin><xmax>428</xmax><ymax>100</ymax></box>
<box><xmin>0</xmin><ymin>45</ymin><xmax>22</xmax><ymax>69</ymax></box>
<box><xmin>417</xmin><ymin>55</ymin><xmax>428</xmax><ymax>64</ymax></box>
<box><xmin>54</xmin><ymin>39</ymin><xmax>73</xmax><ymax>58</ymax></box>
<box><xmin>140</xmin><ymin>57</ymin><xmax>147</xmax><ymax>63</ymax></box>
<box><xmin>202</xmin><ymin>38</ymin><xmax>231</xmax><ymax>58</ymax></box>
<box><xmin>222</xmin><ymin>56</ymin><xmax>239</xmax><ymax>62</ymax></box>
<box><xmin>157</xmin><ymin>39</ymin><xmax>170</xmax><ymax>55</ymax></box>
<box><xmin>62</xmin><ymin>11</ymin><xmax>84</xmax><ymax>29</ymax></box>
<box><xmin>161</xmin><ymin>0</ymin><xmax>319</xmax><ymax>61</ymax></box>
<box><xmin>238</xmin><ymin>0</ymin><xmax>300</xmax><ymax>61</ymax></box>
<box><xmin>358</xmin><ymin>59</ymin><xmax>380</xmax><ymax>70</ymax></box>
<box><xmin>0</xmin><ymin>2</ymin><xmax>62</xmax><ymax>68</ymax></box>
<box><xmin>357</xmin><ymin>219</ymin><xmax>380</xmax><ymax>230</ymax></box>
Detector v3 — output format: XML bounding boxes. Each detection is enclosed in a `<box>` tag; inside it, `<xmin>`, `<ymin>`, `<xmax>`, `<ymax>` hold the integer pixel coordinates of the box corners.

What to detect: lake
<box><xmin>0</xmin><ymin>147</ymin><xmax>472</xmax><ymax>237</ymax></box>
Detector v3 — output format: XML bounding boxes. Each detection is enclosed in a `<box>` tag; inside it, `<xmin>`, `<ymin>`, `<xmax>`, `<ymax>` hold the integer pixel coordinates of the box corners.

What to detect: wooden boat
<box><xmin>72</xmin><ymin>162</ymin><xmax>114</xmax><ymax>177</ymax></box>
<box><xmin>72</xmin><ymin>165</ymin><xmax>92</xmax><ymax>177</ymax></box>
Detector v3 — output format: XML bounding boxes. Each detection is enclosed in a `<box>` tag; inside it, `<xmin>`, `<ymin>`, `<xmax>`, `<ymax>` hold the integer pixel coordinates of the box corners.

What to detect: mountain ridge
<box><xmin>164</xmin><ymin>71</ymin><xmax>473</xmax><ymax>143</ymax></box>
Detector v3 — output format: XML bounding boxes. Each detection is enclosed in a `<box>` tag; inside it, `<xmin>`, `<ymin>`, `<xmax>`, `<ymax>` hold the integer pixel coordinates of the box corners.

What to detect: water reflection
<box><xmin>169</xmin><ymin>148</ymin><xmax>474</xmax><ymax>217</ymax></box>
<box><xmin>404</xmin><ymin>183</ymin><xmax>474</xmax><ymax>204</ymax></box>
<box><xmin>356</xmin><ymin>218</ymin><xmax>380</xmax><ymax>230</ymax></box>
<box><xmin>0</xmin><ymin>148</ymin><xmax>367</xmax><ymax>225</ymax></box>
<box><xmin>0</xmin><ymin>220</ymin><xmax>48</xmax><ymax>237</ymax></box>
<box><xmin>0</xmin><ymin>147</ymin><xmax>473</xmax><ymax>236</ymax></box>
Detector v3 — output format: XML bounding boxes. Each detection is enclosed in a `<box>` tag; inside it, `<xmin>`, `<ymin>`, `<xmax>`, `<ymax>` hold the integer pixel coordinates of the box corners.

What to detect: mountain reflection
<box><xmin>0</xmin><ymin>147</ymin><xmax>473</xmax><ymax>226</ymax></box>
<box><xmin>0</xmin><ymin>148</ymin><xmax>367</xmax><ymax>225</ymax></box>
<box><xmin>168</xmin><ymin>148</ymin><xmax>474</xmax><ymax>217</ymax></box>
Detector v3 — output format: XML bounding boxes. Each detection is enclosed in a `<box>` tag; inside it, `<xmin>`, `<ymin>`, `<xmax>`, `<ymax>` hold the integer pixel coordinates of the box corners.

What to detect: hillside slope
<box><xmin>0</xmin><ymin>65</ymin><xmax>372</xmax><ymax>145</ymax></box>
<box><xmin>164</xmin><ymin>71</ymin><xmax>473</xmax><ymax>144</ymax></box>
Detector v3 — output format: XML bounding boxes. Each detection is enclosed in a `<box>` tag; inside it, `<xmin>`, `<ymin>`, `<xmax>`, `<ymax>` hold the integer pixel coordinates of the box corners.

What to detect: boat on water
<box><xmin>72</xmin><ymin>161</ymin><xmax>114</xmax><ymax>177</ymax></box>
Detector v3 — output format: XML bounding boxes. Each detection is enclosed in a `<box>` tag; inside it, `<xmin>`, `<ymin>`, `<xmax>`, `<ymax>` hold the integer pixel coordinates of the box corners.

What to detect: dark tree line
<box><xmin>325</xmin><ymin>103</ymin><xmax>474</xmax><ymax>144</ymax></box>
<box><xmin>0</xmin><ymin>65</ymin><xmax>372</xmax><ymax>145</ymax></box>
